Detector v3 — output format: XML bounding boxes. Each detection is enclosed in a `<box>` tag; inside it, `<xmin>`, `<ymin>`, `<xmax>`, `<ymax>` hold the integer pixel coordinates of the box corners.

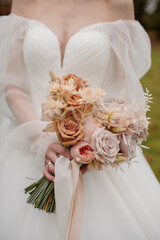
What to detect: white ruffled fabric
<box><xmin>0</xmin><ymin>13</ymin><xmax>160</xmax><ymax>240</ymax></box>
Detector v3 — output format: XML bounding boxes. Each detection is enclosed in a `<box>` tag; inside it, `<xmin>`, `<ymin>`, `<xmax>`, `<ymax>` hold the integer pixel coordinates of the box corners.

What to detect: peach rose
<box><xmin>53</xmin><ymin>111</ymin><xmax>84</xmax><ymax>147</ymax></box>
<box><xmin>70</xmin><ymin>140</ymin><xmax>95</xmax><ymax>164</ymax></box>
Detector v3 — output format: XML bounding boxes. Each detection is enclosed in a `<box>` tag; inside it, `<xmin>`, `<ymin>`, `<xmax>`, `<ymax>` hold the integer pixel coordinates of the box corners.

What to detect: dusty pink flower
<box><xmin>91</xmin><ymin>128</ymin><xmax>120</xmax><ymax>163</ymax></box>
<box><xmin>82</xmin><ymin>115</ymin><xmax>102</xmax><ymax>143</ymax></box>
<box><xmin>70</xmin><ymin>140</ymin><xmax>95</xmax><ymax>164</ymax></box>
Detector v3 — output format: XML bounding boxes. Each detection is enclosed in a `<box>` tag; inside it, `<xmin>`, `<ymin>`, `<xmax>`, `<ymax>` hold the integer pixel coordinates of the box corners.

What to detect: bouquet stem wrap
<box><xmin>55</xmin><ymin>156</ymin><xmax>84</xmax><ymax>240</ymax></box>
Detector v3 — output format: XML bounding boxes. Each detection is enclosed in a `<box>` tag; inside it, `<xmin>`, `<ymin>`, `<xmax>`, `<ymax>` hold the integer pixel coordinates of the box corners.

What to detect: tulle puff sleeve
<box><xmin>0</xmin><ymin>15</ymin><xmax>30</xmax><ymax>120</ymax></box>
<box><xmin>0</xmin><ymin>15</ymin><xmax>58</xmax><ymax>171</ymax></box>
<box><xmin>102</xmin><ymin>20</ymin><xmax>151</xmax><ymax>103</ymax></box>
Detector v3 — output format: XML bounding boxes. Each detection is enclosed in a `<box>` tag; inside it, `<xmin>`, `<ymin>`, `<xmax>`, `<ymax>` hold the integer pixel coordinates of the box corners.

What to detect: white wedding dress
<box><xmin>0</xmin><ymin>13</ymin><xmax>160</xmax><ymax>240</ymax></box>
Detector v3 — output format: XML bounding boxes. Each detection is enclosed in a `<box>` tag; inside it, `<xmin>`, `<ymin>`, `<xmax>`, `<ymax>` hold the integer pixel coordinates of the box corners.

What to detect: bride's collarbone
<box><xmin>34</xmin><ymin>1</ymin><xmax>133</xmax><ymax>37</ymax></box>
<box><xmin>14</xmin><ymin>0</ymin><xmax>134</xmax><ymax>40</ymax></box>
<box><xmin>19</xmin><ymin>0</ymin><xmax>134</xmax><ymax>51</ymax></box>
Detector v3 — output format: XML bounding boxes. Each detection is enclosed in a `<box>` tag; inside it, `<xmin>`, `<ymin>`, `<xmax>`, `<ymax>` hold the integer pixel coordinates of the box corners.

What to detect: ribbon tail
<box><xmin>55</xmin><ymin>156</ymin><xmax>73</xmax><ymax>240</ymax></box>
<box><xmin>55</xmin><ymin>157</ymin><xmax>84</xmax><ymax>240</ymax></box>
<box><xmin>66</xmin><ymin>161</ymin><xmax>84</xmax><ymax>240</ymax></box>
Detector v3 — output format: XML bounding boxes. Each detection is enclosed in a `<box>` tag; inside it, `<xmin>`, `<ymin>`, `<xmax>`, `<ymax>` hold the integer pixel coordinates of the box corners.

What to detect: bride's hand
<box><xmin>44</xmin><ymin>143</ymin><xmax>72</xmax><ymax>181</ymax></box>
<box><xmin>44</xmin><ymin>143</ymin><xmax>88</xmax><ymax>181</ymax></box>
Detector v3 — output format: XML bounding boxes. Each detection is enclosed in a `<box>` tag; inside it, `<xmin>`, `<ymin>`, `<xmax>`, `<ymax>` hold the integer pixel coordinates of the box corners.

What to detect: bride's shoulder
<box><xmin>111</xmin><ymin>0</ymin><xmax>134</xmax><ymax>6</ymax></box>
<box><xmin>110</xmin><ymin>0</ymin><xmax>135</xmax><ymax>20</ymax></box>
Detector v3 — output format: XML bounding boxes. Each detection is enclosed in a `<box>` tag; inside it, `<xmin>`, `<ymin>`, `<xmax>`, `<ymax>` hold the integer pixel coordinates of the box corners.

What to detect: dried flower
<box><xmin>119</xmin><ymin>133</ymin><xmax>137</xmax><ymax>159</ymax></box>
<box><xmin>63</xmin><ymin>73</ymin><xmax>88</xmax><ymax>90</ymax></box>
<box><xmin>65</xmin><ymin>94</ymin><xmax>85</xmax><ymax>109</ymax></box>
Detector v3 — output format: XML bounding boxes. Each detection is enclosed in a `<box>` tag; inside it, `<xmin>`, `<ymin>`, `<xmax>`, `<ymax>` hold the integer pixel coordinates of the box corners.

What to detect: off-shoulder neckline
<box><xmin>8</xmin><ymin>13</ymin><xmax>140</xmax><ymax>68</ymax></box>
<box><xmin>9</xmin><ymin>13</ymin><xmax>140</xmax><ymax>26</ymax></box>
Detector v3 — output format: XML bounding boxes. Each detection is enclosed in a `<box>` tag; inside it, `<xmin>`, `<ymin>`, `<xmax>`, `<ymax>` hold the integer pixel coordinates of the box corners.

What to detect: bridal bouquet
<box><xmin>25</xmin><ymin>72</ymin><xmax>151</xmax><ymax>213</ymax></box>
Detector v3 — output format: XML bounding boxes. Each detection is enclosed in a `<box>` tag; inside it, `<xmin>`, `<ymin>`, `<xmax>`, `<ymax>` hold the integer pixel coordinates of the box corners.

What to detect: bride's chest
<box><xmin>23</xmin><ymin>21</ymin><xmax>112</xmax><ymax>84</ymax></box>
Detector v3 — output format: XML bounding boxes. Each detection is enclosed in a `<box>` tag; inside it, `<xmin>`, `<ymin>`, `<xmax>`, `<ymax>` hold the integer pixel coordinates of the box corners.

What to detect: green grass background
<box><xmin>141</xmin><ymin>49</ymin><xmax>160</xmax><ymax>182</ymax></box>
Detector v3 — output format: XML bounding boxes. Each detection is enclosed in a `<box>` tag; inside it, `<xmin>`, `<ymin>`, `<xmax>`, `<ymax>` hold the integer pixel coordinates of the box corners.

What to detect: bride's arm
<box><xmin>5</xmin><ymin>84</ymin><xmax>73</xmax><ymax>182</ymax></box>
<box><xmin>0</xmin><ymin>15</ymin><xmax>72</xmax><ymax>181</ymax></box>
<box><xmin>5</xmin><ymin>86</ymin><xmax>37</xmax><ymax>123</ymax></box>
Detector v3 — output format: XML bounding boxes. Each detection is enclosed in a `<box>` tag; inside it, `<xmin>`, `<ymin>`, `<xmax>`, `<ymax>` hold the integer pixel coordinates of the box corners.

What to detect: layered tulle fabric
<box><xmin>0</xmin><ymin>13</ymin><xmax>160</xmax><ymax>240</ymax></box>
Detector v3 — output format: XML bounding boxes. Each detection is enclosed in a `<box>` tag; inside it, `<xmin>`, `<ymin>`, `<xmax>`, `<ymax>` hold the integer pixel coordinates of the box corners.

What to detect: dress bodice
<box><xmin>23</xmin><ymin>18</ymin><xmax>111</xmax><ymax>89</ymax></box>
<box><xmin>0</xmin><ymin>14</ymin><xmax>151</xmax><ymax>117</ymax></box>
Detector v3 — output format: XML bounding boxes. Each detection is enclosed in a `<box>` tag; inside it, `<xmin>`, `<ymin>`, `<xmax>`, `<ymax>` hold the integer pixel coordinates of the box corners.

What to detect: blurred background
<box><xmin>134</xmin><ymin>0</ymin><xmax>160</xmax><ymax>182</ymax></box>
<box><xmin>0</xmin><ymin>0</ymin><xmax>160</xmax><ymax>181</ymax></box>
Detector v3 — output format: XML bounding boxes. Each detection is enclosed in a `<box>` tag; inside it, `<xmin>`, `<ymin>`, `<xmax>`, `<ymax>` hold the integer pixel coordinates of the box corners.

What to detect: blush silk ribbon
<box><xmin>55</xmin><ymin>156</ymin><xmax>84</xmax><ymax>240</ymax></box>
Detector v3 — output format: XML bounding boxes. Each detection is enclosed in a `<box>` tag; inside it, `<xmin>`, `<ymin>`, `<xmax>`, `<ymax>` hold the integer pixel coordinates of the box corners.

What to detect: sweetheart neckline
<box><xmin>10</xmin><ymin>13</ymin><xmax>139</xmax><ymax>69</ymax></box>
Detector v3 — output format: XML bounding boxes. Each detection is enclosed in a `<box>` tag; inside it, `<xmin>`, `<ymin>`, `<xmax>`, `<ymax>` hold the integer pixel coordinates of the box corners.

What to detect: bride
<box><xmin>0</xmin><ymin>0</ymin><xmax>160</xmax><ymax>239</ymax></box>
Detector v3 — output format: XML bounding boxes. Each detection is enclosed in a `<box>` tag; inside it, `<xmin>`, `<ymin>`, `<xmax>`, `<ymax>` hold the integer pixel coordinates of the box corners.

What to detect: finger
<box><xmin>45</xmin><ymin>151</ymin><xmax>58</xmax><ymax>164</ymax></box>
<box><xmin>51</xmin><ymin>143</ymin><xmax>72</xmax><ymax>159</ymax></box>
<box><xmin>43</xmin><ymin>168</ymin><xmax>55</xmax><ymax>181</ymax></box>
<box><xmin>58</xmin><ymin>148</ymin><xmax>72</xmax><ymax>160</ymax></box>
<box><xmin>48</xmin><ymin>163</ymin><xmax>55</xmax><ymax>175</ymax></box>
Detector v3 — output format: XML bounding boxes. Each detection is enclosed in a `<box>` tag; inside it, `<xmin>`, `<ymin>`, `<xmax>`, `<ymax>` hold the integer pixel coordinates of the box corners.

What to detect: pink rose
<box><xmin>70</xmin><ymin>140</ymin><xmax>95</xmax><ymax>164</ymax></box>
<box><xmin>82</xmin><ymin>115</ymin><xmax>102</xmax><ymax>143</ymax></box>
<box><xmin>91</xmin><ymin>128</ymin><xmax>120</xmax><ymax>163</ymax></box>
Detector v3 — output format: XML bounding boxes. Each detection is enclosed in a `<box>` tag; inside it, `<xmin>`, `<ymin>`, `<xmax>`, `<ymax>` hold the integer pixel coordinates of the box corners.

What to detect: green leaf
<box><xmin>27</xmin><ymin>178</ymin><xmax>49</xmax><ymax>204</ymax></box>
<box><xmin>38</xmin><ymin>182</ymin><xmax>54</xmax><ymax>210</ymax></box>
<box><xmin>34</xmin><ymin>180</ymin><xmax>50</xmax><ymax>208</ymax></box>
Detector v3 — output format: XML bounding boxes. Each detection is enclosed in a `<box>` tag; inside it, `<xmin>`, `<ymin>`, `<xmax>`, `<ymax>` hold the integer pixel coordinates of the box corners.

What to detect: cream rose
<box><xmin>91</xmin><ymin>128</ymin><xmax>120</xmax><ymax>163</ymax></box>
